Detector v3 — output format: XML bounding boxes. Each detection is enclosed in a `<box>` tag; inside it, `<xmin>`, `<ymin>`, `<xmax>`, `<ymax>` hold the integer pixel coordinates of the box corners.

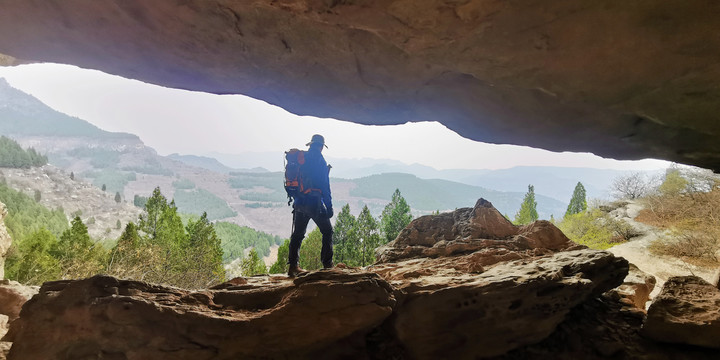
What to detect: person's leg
<box><xmin>314</xmin><ymin>215</ymin><xmax>334</xmax><ymax>268</ymax></box>
<box><xmin>288</xmin><ymin>210</ymin><xmax>311</xmax><ymax>267</ymax></box>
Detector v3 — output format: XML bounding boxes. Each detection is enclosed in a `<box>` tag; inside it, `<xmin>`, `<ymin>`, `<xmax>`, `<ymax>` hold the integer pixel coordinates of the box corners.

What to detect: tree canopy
<box><xmin>0</xmin><ymin>136</ymin><xmax>48</xmax><ymax>168</ymax></box>
<box><xmin>514</xmin><ymin>185</ymin><xmax>539</xmax><ymax>225</ymax></box>
<box><xmin>380</xmin><ymin>189</ymin><xmax>413</xmax><ymax>244</ymax></box>
<box><xmin>564</xmin><ymin>182</ymin><xmax>587</xmax><ymax>217</ymax></box>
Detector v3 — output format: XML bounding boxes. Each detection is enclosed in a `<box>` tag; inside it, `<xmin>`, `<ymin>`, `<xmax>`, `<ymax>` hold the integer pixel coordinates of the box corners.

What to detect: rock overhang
<box><xmin>0</xmin><ymin>1</ymin><xmax>718</xmax><ymax>171</ymax></box>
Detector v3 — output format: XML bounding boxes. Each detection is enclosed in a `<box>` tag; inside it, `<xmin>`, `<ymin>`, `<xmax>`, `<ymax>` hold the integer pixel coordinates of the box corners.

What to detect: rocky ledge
<box><xmin>4</xmin><ymin>199</ymin><xmax>629</xmax><ymax>359</ymax></box>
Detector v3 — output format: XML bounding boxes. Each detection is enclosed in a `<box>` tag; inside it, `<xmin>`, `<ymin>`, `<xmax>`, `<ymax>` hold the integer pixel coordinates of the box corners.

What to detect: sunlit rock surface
<box><xmin>4</xmin><ymin>199</ymin><xmax>630</xmax><ymax>359</ymax></box>
<box><xmin>642</xmin><ymin>276</ymin><xmax>720</xmax><ymax>349</ymax></box>
<box><xmin>605</xmin><ymin>263</ymin><xmax>656</xmax><ymax>311</ymax></box>
<box><xmin>0</xmin><ymin>1</ymin><xmax>719</xmax><ymax>170</ymax></box>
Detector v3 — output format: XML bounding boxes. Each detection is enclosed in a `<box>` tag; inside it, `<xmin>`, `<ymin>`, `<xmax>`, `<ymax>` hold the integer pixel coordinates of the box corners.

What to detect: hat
<box><xmin>306</xmin><ymin>134</ymin><xmax>328</xmax><ymax>148</ymax></box>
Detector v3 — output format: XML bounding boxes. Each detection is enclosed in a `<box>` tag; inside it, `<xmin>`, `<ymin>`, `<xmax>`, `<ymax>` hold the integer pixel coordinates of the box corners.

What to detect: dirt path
<box><xmin>607</xmin><ymin>201</ymin><xmax>718</xmax><ymax>297</ymax></box>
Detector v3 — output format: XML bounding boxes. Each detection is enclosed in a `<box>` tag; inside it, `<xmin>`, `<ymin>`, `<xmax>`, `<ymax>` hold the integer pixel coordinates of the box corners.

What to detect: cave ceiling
<box><xmin>0</xmin><ymin>1</ymin><xmax>718</xmax><ymax>171</ymax></box>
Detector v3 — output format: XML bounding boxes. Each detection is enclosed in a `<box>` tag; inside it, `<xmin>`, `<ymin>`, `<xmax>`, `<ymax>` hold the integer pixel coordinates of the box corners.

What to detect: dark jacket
<box><xmin>294</xmin><ymin>147</ymin><xmax>332</xmax><ymax>215</ymax></box>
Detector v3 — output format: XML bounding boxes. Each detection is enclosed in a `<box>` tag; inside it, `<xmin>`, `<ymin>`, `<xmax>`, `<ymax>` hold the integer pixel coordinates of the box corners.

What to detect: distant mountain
<box><xmin>347</xmin><ymin>172</ymin><xmax>566</xmax><ymax>219</ymax></box>
<box><xmin>0</xmin><ymin>78</ymin><xmax>136</xmax><ymax>140</ymax></box>
<box><xmin>207</xmin><ymin>150</ymin><xmax>662</xmax><ymax>203</ymax></box>
<box><xmin>206</xmin><ymin>151</ymin><xmax>275</xmax><ymax>172</ymax></box>
<box><xmin>167</xmin><ymin>153</ymin><xmax>236</xmax><ymax>174</ymax></box>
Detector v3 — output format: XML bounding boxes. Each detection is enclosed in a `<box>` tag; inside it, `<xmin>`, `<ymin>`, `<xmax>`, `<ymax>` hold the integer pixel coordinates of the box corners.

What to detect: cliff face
<box><xmin>0</xmin><ymin>1</ymin><xmax>719</xmax><ymax>170</ymax></box>
<box><xmin>4</xmin><ymin>199</ymin><xmax>630</xmax><ymax>359</ymax></box>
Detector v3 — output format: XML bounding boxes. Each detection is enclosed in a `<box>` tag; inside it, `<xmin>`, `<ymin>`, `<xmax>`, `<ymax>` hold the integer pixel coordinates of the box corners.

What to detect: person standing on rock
<box><xmin>287</xmin><ymin>134</ymin><xmax>334</xmax><ymax>277</ymax></box>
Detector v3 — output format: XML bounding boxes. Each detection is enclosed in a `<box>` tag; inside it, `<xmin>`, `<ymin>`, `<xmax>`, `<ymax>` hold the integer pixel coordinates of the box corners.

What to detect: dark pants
<box><xmin>289</xmin><ymin>210</ymin><xmax>333</xmax><ymax>268</ymax></box>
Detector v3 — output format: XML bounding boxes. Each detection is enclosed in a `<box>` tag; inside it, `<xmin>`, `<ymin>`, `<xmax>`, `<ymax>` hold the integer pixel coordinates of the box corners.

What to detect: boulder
<box><xmin>0</xmin><ymin>280</ymin><xmax>37</xmax><ymax>321</ymax></box>
<box><xmin>605</xmin><ymin>263</ymin><xmax>656</xmax><ymax>310</ymax></box>
<box><xmin>642</xmin><ymin>276</ymin><xmax>720</xmax><ymax>349</ymax></box>
<box><xmin>5</xmin><ymin>271</ymin><xmax>395</xmax><ymax>360</ymax></box>
<box><xmin>374</xmin><ymin>249</ymin><xmax>628</xmax><ymax>359</ymax></box>
<box><xmin>0</xmin><ymin>203</ymin><xmax>10</xmax><ymax>280</ymax></box>
<box><xmin>376</xmin><ymin>198</ymin><xmax>578</xmax><ymax>263</ymax></box>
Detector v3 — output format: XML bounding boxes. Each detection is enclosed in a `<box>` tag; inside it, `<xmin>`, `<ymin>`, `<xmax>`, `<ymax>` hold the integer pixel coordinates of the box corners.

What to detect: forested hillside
<box><xmin>0</xmin><ymin>78</ymin><xmax>132</xmax><ymax>139</ymax></box>
<box><xmin>0</xmin><ymin>136</ymin><xmax>47</xmax><ymax>168</ymax></box>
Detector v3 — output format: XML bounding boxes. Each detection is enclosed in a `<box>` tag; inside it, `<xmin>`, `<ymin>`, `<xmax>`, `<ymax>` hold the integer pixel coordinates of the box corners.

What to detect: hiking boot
<box><xmin>322</xmin><ymin>262</ymin><xmax>333</xmax><ymax>269</ymax></box>
<box><xmin>287</xmin><ymin>265</ymin><xmax>306</xmax><ymax>277</ymax></box>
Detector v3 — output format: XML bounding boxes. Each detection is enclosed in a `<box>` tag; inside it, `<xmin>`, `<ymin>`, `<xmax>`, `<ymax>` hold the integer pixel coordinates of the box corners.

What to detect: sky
<box><xmin>0</xmin><ymin>63</ymin><xmax>671</xmax><ymax>171</ymax></box>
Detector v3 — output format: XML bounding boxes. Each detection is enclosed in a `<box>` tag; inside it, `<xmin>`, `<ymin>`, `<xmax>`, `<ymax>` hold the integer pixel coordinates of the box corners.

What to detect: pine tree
<box><xmin>240</xmin><ymin>248</ymin><xmax>266</xmax><ymax>276</ymax></box>
<box><xmin>564</xmin><ymin>182</ymin><xmax>587</xmax><ymax>217</ymax></box>
<box><xmin>514</xmin><ymin>185</ymin><xmax>539</xmax><ymax>225</ymax></box>
<box><xmin>299</xmin><ymin>228</ymin><xmax>324</xmax><ymax>270</ymax></box>
<box><xmin>4</xmin><ymin>228</ymin><xmax>61</xmax><ymax>285</ymax></box>
<box><xmin>333</xmin><ymin>204</ymin><xmax>356</xmax><ymax>264</ymax></box>
<box><xmin>114</xmin><ymin>191</ymin><xmax>122</xmax><ymax>203</ymax></box>
<box><xmin>54</xmin><ymin>216</ymin><xmax>106</xmax><ymax>279</ymax></box>
<box><xmin>70</xmin><ymin>172</ymin><xmax>75</xmax><ymax>180</ymax></box>
<box><xmin>138</xmin><ymin>187</ymin><xmax>167</xmax><ymax>238</ymax></box>
<box><xmin>380</xmin><ymin>189</ymin><xmax>413</xmax><ymax>244</ymax></box>
<box><xmin>356</xmin><ymin>205</ymin><xmax>380</xmax><ymax>266</ymax></box>
<box><xmin>185</xmin><ymin>212</ymin><xmax>225</xmax><ymax>285</ymax></box>
<box><xmin>101</xmin><ymin>184</ymin><xmax>107</xmax><ymax>192</ymax></box>
<box><xmin>268</xmin><ymin>239</ymin><xmax>290</xmax><ymax>274</ymax></box>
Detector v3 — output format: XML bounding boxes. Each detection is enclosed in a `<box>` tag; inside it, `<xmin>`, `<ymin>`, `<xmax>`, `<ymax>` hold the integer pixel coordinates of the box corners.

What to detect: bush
<box><xmin>642</xmin><ymin>184</ymin><xmax>720</xmax><ymax>265</ymax></box>
<box><xmin>557</xmin><ymin>208</ymin><xmax>625</xmax><ymax>250</ymax></box>
<box><xmin>649</xmin><ymin>229</ymin><xmax>720</xmax><ymax>266</ymax></box>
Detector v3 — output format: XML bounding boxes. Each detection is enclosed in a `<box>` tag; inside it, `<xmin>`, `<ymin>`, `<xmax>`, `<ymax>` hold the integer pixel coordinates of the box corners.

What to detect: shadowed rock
<box><xmin>642</xmin><ymin>276</ymin><xmax>720</xmax><ymax>349</ymax></box>
<box><xmin>5</xmin><ymin>271</ymin><xmax>395</xmax><ymax>359</ymax></box>
<box><xmin>1</xmin><ymin>2</ymin><xmax>719</xmax><ymax>170</ymax></box>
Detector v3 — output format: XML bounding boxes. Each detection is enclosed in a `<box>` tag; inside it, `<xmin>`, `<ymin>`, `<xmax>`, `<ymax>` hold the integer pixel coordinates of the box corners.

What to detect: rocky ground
<box><xmin>2</xmin><ymin>198</ymin><xmax>719</xmax><ymax>359</ymax></box>
<box><xmin>607</xmin><ymin>200</ymin><xmax>718</xmax><ymax>299</ymax></box>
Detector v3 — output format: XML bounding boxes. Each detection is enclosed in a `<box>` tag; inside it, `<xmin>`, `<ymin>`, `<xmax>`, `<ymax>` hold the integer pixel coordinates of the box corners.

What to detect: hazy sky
<box><xmin>0</xmin><ymin>63</ymin><xmax>670</xmax><ymax>171</ymax></box>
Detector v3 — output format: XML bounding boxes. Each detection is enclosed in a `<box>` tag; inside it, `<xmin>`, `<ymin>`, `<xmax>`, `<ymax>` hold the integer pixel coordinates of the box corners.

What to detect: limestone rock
<box><xmin>376</xmin><ymin>198</ymin><xmax>577</xmax><ymax>263</ymax></box>
<box><xmin>605</xmin><ymin>263</ymin><xmax>656</xmax><ymax>310</ymax></box>
<box><xmin>642</xmin><ymin>276</ymin><xmax>720</xmax><ymax>349</ymax></box>
<box><xmin>0</xmin><ymin>203</ymin><xmax>10</xmax><ymax>280</ymax></box>
<box><xmin>375</xmin><ymin>250</ymin><xmax>628</xmax><ymax>359</ymax></box>
<box><xmin>5</xmin><ymin>271</ymin><xmax>395</xmax><ymax>360</ymax></box>
<box><xmin>1</xmin><ymin>2</ymin><xmax>719</xmax><ymax>170</ymax></box>
<box><xmin>0</xmin><ymin>314</ymin><xmax>8</xmax><ymax>360</ymax></box>
<box><xmin>0</xmin><ymin>280</ymin><xmax>37</xmax><ymax>321</ymax></box>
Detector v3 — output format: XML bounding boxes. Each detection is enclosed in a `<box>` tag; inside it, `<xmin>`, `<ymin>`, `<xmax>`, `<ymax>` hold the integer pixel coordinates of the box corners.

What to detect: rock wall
<box><xmin>1</xmin><ymin>1</ymin><xmax>719</xmax><ymax>170</ymax></box>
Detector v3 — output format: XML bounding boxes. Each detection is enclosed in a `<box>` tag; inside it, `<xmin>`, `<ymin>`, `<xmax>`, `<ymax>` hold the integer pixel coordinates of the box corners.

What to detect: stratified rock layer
<box><xmin>642</xmin><ymin>276</ymin><xmax>720</xmax><ymax>349</ymax></box>
<box><xmin>4</xmin><ymin>199</ymin><xmax>629</xmax><ymax>359</ymax></box>
<box><xmin>1</xmin><ymin>1</ymin><xmax>719</xmax><ymax>170</ymax></box>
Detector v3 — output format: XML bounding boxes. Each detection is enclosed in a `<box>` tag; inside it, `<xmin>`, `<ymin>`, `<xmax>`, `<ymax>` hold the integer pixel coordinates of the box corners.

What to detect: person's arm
<box><xmin>321</xmin><ymin>159</ymin><xmax>333</xmax><ymax>217</ymax></box>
